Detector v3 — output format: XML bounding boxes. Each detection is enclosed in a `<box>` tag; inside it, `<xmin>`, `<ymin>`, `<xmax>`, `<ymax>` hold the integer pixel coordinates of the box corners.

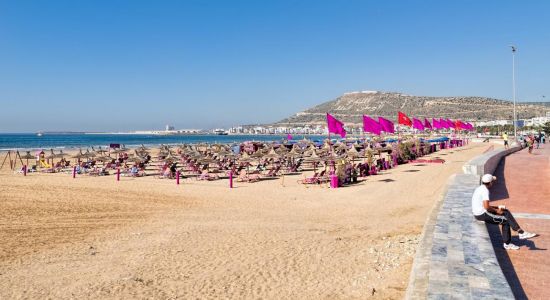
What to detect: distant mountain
<box><xmin>275</xmin><ymin>91</ymin><xmax>550</xmax><ymax>126</ymax></box>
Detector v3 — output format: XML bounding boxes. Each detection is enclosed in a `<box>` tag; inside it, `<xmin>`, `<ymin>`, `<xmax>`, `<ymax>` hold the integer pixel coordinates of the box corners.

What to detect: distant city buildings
<box><xmin>474</xmin><ymin>115</ymin><xmax>550</xmax><ymax>127</ymax></box>
<box><xmin>126</xmin><ymin>115</ymin><xmax>550</xmax><ymax>136</ymax></box>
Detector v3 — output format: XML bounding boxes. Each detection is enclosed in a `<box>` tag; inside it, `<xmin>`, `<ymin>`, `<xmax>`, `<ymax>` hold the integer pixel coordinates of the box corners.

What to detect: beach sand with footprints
<box><xmin>0</xmin><ymin>142</ymin><xmax>494</xmax><ymax>299</ymax></box>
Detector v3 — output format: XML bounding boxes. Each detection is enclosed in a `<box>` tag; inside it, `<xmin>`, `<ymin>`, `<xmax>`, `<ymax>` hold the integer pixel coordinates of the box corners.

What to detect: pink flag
<box><xmin>432</xmin><ymin>118</ymin><xmax>441</xmax><ymax>129</ymax></box>
<box><xmin>439</xmin><ymin>118</ymin><xmax>448</xmax><ymax>129</ymax></box>
<box><xmin>424</xmin><ymin>118</ymin><xmax>432</xmax><ymax>130</ymax></box>
<box><xmin>446</xmin><ymin>119</ymin><xmax>454</xmax><ymax>129</ymax></box>
<box><xmin>326</xmin><ymin>113</ymin><xmax>347</xmax><ymax>138</ymax></box>
<box><xmin>363</xmin><ymin>115</ymin><xmax>382</xmax><ymax>135</ymax></box>
<box><xmin>378</xmin><ymin>117</ymin><xmax>395</xmax><ymax>133</ymax></box>
<box><xmin>412</xmin><ymin>118</ymin><xmax>425</xmax><ymax>131</ymax></box>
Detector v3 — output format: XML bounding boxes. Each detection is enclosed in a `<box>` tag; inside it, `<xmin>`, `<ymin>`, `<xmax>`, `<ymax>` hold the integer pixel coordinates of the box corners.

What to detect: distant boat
<box><xmin>36</xmin><ymin>132</ymin><xmax>43</xmax><ymax>137</ymax></box>
<box><xmin>213</xmin><ymin>129</ymin><xmax>228</xmax><ymax>135</ymax></box>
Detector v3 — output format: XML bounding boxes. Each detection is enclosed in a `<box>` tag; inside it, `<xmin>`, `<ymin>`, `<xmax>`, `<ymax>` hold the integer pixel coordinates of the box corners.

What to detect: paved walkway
<box><xmin>491</xmin><ymin>142</ymin><xmax>550</xmax><ymax>299</ymax></box>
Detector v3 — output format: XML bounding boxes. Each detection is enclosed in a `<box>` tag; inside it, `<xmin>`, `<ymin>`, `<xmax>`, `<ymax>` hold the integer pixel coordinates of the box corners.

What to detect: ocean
<box><xmin>0</xmin><ymin>133</ymin><xmax>328</xmax><ymax>150</ymax></box>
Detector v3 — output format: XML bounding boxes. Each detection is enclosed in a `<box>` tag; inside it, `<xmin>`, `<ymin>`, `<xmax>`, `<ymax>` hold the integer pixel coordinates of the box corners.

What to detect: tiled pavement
<box><xmin>406</xmin><ymin>174</ymin><xmax>514</xmax><ymax>299</ymax></box>
<box><xmin>490</xmin><ymin>143</ymin><xmax>550</xmax><ymax>299</ymax></box>
<box><xmin>406</xmin><ymin>144</ymin><xmax>549</xmax><ymax>299</ymax></box>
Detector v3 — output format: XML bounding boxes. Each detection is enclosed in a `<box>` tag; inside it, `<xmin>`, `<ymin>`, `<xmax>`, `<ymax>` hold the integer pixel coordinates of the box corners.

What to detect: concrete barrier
<box><xmin>462</xmin><ymin>146</ymin><xmax>521</xmax><ymax>179</ymax></box>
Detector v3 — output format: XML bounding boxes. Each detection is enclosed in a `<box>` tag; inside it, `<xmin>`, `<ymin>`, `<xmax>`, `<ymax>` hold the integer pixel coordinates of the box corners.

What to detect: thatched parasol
<box><xmin>83</xmin><ymin>149</ymin><xmax>96</xmax><ymax>158</ymax></box>
<box><xmin>276</xmin><ymin>145</ymin><xmax>290</xmax><ymax>155</ymax></box>
<box><xmin>72</xmin><ymin>149</ymin><xmax>85</xmax><ymax>160</ymax></box>
<box><xmin>55</xmin><ymin>150</ymin><xmax>68</xmax><ymax>159</ymax></box>
<box><xmin>93</xmin><ymin>146</ymin><xmax>108</xmax><ymax>155</ymax></box>
<box><xmin>20</xmin><ymin>151</ymin><xmax>35</xmax><ymax>166</ymax></box>
<box><xmin>137</xmin><ymin>144</ymin><xmax>150</xmax><ymax>151</ymax></box>
<box><xmin>264</xmin><ymin>148</ymin><xmax>280</xmax><ymax>160</ymax></box>
<box><xmin>45</xmin><ymin>149</ymin><xmax>57</xmax><ymax>160</ymax></box>
<box><xmin>346</xmin><ymin>145</ymin><xmax>361</xmax><ymax>158</ymax></box>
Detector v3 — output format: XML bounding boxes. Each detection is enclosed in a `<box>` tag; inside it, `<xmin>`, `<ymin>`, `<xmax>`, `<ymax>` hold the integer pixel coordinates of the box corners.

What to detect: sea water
<box><xmin>0</xmin><ymin>133</ymin><xmax>327</xmax><ymax>150</ymax></box>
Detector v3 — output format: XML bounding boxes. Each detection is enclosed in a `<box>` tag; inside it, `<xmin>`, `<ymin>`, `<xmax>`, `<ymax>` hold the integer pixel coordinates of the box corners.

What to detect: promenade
<box><xmin>491</xmin><ymin>142</ymin><xmax>550</xmax><ymax>299</ymax></box>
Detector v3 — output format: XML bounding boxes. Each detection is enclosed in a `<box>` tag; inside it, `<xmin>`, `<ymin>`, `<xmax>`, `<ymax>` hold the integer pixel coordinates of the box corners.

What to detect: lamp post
<box><xmin>510</xmin><ymin>45</ymin><xmax>517</xmax><ymax>139</ymax></box>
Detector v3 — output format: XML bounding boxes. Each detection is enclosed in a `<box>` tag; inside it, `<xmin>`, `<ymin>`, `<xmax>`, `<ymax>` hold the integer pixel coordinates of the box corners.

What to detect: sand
<box><xmin>0</xmin><ymin>143</ymin><xmax>491</xmax><ymax>299</ymax></box>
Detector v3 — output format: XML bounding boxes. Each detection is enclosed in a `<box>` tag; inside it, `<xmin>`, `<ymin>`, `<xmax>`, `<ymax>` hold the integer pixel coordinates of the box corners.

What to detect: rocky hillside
<box><xmin>276</xmin><ymin>91</ymin><xmax>549</xmax><ymax>126</ymax></box>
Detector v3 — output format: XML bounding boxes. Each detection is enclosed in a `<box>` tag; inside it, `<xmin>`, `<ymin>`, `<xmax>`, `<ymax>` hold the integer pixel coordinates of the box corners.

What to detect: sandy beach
<box><xmin>0</xmin><ymin>142</ymin><xmax>492</xmax><ymax>299</ymax></box>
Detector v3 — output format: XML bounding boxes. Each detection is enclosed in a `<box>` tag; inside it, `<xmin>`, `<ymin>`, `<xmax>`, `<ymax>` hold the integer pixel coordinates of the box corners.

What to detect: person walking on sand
<box><xmin>502</xmin><ymin>132</ymin><xmax>509</xmax><ymax>149</ymax></box>
<box><xmin>472</xmin><ymin>174</ymin><xmax>537</xmax><ymax>250</ymax></box>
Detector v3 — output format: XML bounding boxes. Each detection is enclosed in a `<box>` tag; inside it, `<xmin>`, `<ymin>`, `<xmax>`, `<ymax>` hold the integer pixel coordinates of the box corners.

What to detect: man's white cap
<box><xmin>482</xmin><ymin>174</ymin><xmax>497</xmax><ymax>183</ymax></box>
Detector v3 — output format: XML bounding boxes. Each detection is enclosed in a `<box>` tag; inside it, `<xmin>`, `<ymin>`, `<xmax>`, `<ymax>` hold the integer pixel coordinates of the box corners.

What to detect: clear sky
<box><xmin>1</xmin><ymin>0</ymin><xmax>549</xmax><ymax>132</ymax></box>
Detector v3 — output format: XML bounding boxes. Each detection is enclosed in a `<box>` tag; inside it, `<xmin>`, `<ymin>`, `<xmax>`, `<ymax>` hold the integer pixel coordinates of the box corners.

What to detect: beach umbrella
<box><xmin>305</xmin><ymin>147</ymin><xmax>320</xmax><ymax>157</ymax></box>
<box><xmin>285</xmin><ymin>147</ymin><xmax>302</xmax><ymax>158</ymax></box>
<box><xmin>44</xmin><ymin>149</ymin><xmax>58</xmax><ymax>166</ymax></box>
<box><xmin>54</xmin><ymin>149</ymin><xmax>68</xmax><ymax>159</ymax></box>
<box><xmin>163</xmin><ymin>152</ymin><xmax>179</xmax><ymax>162</ymax></box>
<box><xmin>72</xmin><ymin>149</ymin><xmax>85</xmax><ymax>160</ymax></box>
<box><xmin>238</xmin><ymin>152</ymin><xmax>253</xmax><ymax>164</ymax></box>
<box><xmin>134</xmin><ymin>149</ymin><xmax>148</xmax><ymax>157</ymax></box>
<box><xmin>264</xmin><ymin>148</ymin><xmax>280</xmax><ymax>160</ymax></box>
<box><xmin>93</xmin><ymin>146</ymin><xmax>108</xmax><ymax>155</ymax></box>
<box><xmin>335</xmin><ymin>143</ymin><xmax>347</xmax><ymax>152</ymax></box>
<box><xmin>323</xmin><ymin>151</ymin><xmax>343</xmax><ymax>162</ymax></box>
<box><xmin>345</xmin><ymin>146</ymin><xmax>361</xmax><ymax>164</ymax></box>
<box><xmin>250</xmin><ymin>150</ymin><xmax>264</xmax><ymax>158</ymax></box>
<box><xmin>84</xmin><ymin>149</ymin><xmax>96</xmax><ymax>158</ymax></box>
<box><xmin>346</xmin><ymin>146</ymin><xmax>361</xmax><ymax>158</ymax></box>
<box><xmin>237</xmin><ymin>153</ymin><xmax>253</xmax><ymax>174</ymax></box>
<box><xmin>45</xmin><ymin>149</ymin><xmax>57</xmax><ymax>159</ymax></box>
<box><xmin>20</xmin><ymin>151</ymin><xmax>35</xmax><ymax>166</ymax></box>
<box><xmin>98</xmin><ymin>147</ymin><xmax>109</xmax><ymax>154</ymax></box>
<box><xmin>137</xmin><ymin>144</ymin><xmax>150</xmax><ymax>151</ymax></box>
<box><xmin>276</xmin><ymin>145</ymin><xmax>290</xmax><ymax>155</ymax></box>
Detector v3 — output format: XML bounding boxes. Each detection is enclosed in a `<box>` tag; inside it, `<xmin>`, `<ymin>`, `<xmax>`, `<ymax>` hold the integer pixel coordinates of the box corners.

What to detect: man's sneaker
<box><xmin>519</xmin><ymin>231</ymin><xmax>537</xmax><ymax>239</ymax></box>
<box><xmin>504</xmin><ymin>243</ymin><xmax>520</xmax><ymax>250</ymax></box>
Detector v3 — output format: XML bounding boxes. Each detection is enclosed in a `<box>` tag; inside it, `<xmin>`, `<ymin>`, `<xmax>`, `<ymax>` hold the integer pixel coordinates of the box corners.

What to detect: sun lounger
<box><xmin>197</xmin><ymin>171</ymin><xmax>220</xmax><ymax>181</ymax></box>
<box><xmin>236</xmin><ymin>170</ymin><xmax>260</xmax><ymax>182</ymax></box>
<box><xmin>298</xmin><ymin>170</ymin><xmax>327</xmax><ymax>184</ymax></box>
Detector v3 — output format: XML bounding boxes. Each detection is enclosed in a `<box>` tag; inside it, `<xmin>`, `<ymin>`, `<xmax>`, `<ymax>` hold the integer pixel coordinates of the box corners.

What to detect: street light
<box><xmin>510</xmin><ymin>45</ymin><xmax>517</xmax><ymax>139</ymax></box>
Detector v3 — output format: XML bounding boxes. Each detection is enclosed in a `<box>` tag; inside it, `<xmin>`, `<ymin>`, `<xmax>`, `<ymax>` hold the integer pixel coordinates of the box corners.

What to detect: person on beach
<box><xmin>502</xmin><ymin>132</ymin><xmax>509</xmax><ymax>149</ymax></box>
<box><xmin>472</xmin><ymin>174</ymin><xmax>537</xmax><ymax>250</ymax></box>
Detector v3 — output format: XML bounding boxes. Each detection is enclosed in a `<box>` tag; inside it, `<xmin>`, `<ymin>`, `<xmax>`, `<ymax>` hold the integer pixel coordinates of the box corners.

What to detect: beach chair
<box><xmin>236</xmin><ymin>170</ymin><xmax>260</xmax><ymax>182</ymax></box>
<box><xmin>316</xmin><ymin>170</ymin><xmax>330</xmax><ymax>184</ymax></box>
<box><xmin>197</xmin><ymin>170</ymin><xmax>220</xmax><ymax>181</ymax></box>
<box><xmin>298</xmin><ymin>171</ymin><xmax>319</xmax><ymax>184</ymax></box>
<box><xmin>261</xmin><ymin>165</ymin><xmax>280</xmax><ymax>178</ymax></box>
<box><xmin>89</xmin><ymin>168</ymin><xmax>101</xmax><ymax>176</ymax></box>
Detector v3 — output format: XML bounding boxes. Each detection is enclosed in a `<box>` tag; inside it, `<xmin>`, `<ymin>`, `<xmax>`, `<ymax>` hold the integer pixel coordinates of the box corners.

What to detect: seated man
<box><xmin>472</xmin><ymin>174</ymin><xmax>537</xmax><ymax>250</ymax></box>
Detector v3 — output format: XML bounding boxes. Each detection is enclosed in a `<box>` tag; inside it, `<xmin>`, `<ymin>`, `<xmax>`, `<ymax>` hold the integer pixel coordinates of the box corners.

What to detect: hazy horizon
<box><xmin>1</xmin><ymin>0</ymin><xmax>549</xmax><ymax>132</ymax></box>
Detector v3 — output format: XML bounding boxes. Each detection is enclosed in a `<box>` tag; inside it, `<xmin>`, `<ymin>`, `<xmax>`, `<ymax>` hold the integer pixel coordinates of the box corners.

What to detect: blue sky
<box><xmin>1</xmin><ymin>0</ymin><xmax>549</xmax><ymax>132</ymax></box>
